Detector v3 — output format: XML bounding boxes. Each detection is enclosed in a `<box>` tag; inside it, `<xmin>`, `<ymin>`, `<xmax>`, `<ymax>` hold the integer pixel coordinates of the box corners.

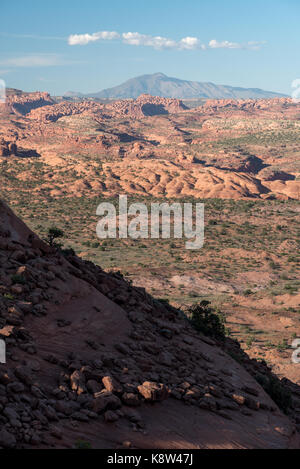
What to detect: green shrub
<box><xmin>187</xmin><ymin>301</ymin><xmax>226</xmax><ymax>339</ymax></box>
<box><xmin>74</xmin><ymin>440</ymin><xmax>92</xmax><ymax>450</ymax></box>
<box><xmin>3</xmin><ymin>293</ymin><xmax>14</xmax><ymax>300</ymax></box>
<box><xmin>61</xmin><ymin>247</ymin><xmax>75</xmax><ymax>257</ymax></box>
<box><xmin>46</xmin><ymin>227</ymin><xmax>64</xmax><ymax>248</ymax></box>
<box><xmin>255</xmin><ymin>373</ymin><xmax>292</xmax><ymax>413</ymax></box>
<box><xmin>11</xmin><ymin>274</ymin><xmax>26</xmax><ymax>285</ymax></box>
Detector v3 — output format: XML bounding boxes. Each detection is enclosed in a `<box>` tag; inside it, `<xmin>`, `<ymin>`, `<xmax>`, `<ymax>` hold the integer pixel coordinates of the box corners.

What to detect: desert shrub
<box><xmin>276</xmin><ymin>339</ymin><xmax>290</xmax><ymax>351</ymax></box>
<box><xmin>245</xmin><ymin>335</ymin><xmax>256</xmax><ymax>348</ymax></box>
<box><xmin>3</xmin><ymin>293</ymin><xmax>14</xmax><ymax>300</ymax></box>
<box><xmin>11</xmin><ymin>274</ymin><xmax>26</xmax><ymax>285</ymax></box>
<box><xmin>46</xmin><ymin>227</ymin><xmax>64</xmax><ymax>248</ymax></box>
<box><xmin>61</xmin><ymin>247</ymin><xmax>75</xmax><ymax>257</ymax></box>
<box><xmin>74</xmin><ymin>440</ymin><xmax>92</xmax><ymax>450</ymax></box>
<box><xmin>287</xmin><ymin>256</ymin><xmax>298</xmax><ymax>263</ymax></box>
<box><xmin>284</xmin><ymin>284</ymin><xmax>298</xmax><ymax>293</ymax></box>
<box><xmin>187</xmin><ymin>301</ymin><xmax>226</xmax><ymax>339</ymax></box>
<box><xmin>158</xmin><ymin>298</ymin><xmax>170</xmax><ymax>306</ymax></box>
<box><xmin>255</xmin><ymin>373</ymin><xmax>292</xmax><ymax>413</ymax></box>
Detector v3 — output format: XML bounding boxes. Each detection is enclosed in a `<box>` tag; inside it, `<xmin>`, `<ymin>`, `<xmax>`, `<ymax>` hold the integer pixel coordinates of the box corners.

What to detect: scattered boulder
<box><xmin>93</xmin><ymin>391</ymin><xmax>122</xmax><ymax>414</ymax></box>
<box><xmin>137</xmin><ymin>382</ymin><xmax>170</xmax><ymax>402</ymax></box>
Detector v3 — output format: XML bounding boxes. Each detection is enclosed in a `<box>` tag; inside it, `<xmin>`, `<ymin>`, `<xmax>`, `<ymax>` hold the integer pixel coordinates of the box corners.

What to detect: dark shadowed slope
<box><xmin>0</xmin><ymin>199</ymin><xmax>299</xmax><ymax>449</ymax></box>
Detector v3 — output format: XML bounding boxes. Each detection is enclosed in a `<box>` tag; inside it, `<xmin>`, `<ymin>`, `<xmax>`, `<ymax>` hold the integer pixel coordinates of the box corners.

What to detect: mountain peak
<box><xmin>83</xmin><ymin>73</ymin><xmax>286</xmax><ymax>100</ymax></box>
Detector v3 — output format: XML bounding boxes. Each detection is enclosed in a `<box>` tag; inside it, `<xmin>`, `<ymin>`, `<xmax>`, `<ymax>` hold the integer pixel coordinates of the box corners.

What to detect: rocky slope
<box><xmin>0</xmin><ymin>200</ymin><xmax>299</xmax><ymax>449</ymax></box>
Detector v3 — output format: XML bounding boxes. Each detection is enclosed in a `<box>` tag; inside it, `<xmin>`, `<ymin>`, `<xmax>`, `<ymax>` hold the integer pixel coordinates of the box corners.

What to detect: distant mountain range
<box><xmin>64</xmin><ymin>73</ymin><xmax>287</xmax><ymax>100</ymax></box>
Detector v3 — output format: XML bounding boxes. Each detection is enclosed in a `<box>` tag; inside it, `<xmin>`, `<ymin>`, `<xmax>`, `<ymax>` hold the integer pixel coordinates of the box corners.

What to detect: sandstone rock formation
<box><xmin>0</xmin><ymin>89</ymin><xmax>299</xmax><ymax>201</ymax></box>
<box><xmin>201</xmin><ymin>97</ymin><xmax>293</xmax><ymax>113</ymax></box>
<box><xmin>26</xmin><ymin>94</ymin><xmax>186</xmax><ymax>122</ymax></box>
<box><xmin>5</xmin><ymin>92</ymin><xmax>54</xmax><ymax>116</ymax></box>
<box><xmin>0</xmin><ymin>140</ymin><xmax>18</xmax><ymax>157</ymax></box>
<box><xmin>27</xmin><ymin>101</ymin><xmax>106</xmax><ymax>123</ymax></box>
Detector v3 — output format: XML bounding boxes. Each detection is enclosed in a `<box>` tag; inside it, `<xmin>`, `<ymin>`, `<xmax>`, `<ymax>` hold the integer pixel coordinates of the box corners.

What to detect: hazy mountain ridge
<box><xmin>65</xmin><ymin>73</ymin><xmax>287</xmax><ymax>100</ymax></box>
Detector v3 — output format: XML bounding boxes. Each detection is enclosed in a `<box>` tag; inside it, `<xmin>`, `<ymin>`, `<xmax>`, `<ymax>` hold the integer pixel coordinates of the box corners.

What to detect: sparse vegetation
<box><xmin>74</xmin><ymin>440</ymin><xmax>92</xmax><ymax>450</ymax></box>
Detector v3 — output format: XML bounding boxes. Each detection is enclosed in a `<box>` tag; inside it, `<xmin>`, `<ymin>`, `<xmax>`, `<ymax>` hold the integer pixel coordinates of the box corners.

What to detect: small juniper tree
<box><xmin>187</xmin><ymin>301</ymin><xmax>226</xmax><ymax>339</ymax></box>
<box><xmin>46</xmin><ymin>227</ymin><xmax>64</xmax><ymax>248</ymax></box>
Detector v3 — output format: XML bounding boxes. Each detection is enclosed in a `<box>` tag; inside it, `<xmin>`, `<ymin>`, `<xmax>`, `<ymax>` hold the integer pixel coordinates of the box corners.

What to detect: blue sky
<box><xmin>0</xmin><ymin>0</ymin><xmax>299</xmax><ymax>95</ymax></box>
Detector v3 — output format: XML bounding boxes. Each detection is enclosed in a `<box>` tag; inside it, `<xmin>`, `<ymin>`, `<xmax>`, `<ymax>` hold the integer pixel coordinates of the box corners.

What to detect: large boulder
<box><xmin>137</xmin><ymin>381</ymin><xmax>170</xmax><ymax>402</ymax></box>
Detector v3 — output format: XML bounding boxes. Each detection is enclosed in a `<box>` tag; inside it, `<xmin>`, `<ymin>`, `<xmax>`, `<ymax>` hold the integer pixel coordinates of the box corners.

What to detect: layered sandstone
<box><xmin>0</xmin><ymin>90</ymin><xmax>299</xmax><ymax>201</ymax></box>
<box><xmin>5</xmin><ymin>92</ymin><xmax>54</xmax><ymax>116</ymax></box>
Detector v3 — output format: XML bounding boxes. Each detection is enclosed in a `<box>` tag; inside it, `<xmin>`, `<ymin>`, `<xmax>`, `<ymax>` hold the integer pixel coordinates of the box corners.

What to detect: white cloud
<box><xmin>68</xmin><ymin>30</ymin><xmax>205</xmax><ymax>50</ymax></box>
<box><xmin>247</xmin><ymin>41</ymin><xmax>266</xmax><ymax>50</ymax></box>
<box><xmin>209</xmin><ymin>39</ymin><xmax>265</xmax><ymax>50</ymax></box>
<box><xmin>68</xmin><ymin>30</ymin><xmax>265</xmax><ymax>52</ymax></box>
<box><xmin>179</xmin><ymin>37</ymin><xmax>203</xmax><ymax>50</ymax></box>
<box><xmin>68</xmin><ymin>31</ymin><xmax>120</xmax><ymax>46</ymax></box>
<box><xmin>209</xmin><ymin>39</ymin><xmax>241</xmax><ymax>49</ymax></box>
<box><xmin>122</xmin><ymin>32</ymin><xmax>178</xmax><ymax>49</ymax></box>
<box><xmin>0</xmin><ymin>54</ymin><xmax>72</xmax><ymax>68</ymax></box>
<box><xmin>122</xmin><ymin>33</ymin><xmax>208</xmax><ymax>50</ymax></box>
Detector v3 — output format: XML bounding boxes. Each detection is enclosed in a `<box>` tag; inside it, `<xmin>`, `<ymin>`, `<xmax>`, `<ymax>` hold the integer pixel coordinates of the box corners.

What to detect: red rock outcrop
<box><xmin>198</xmin><ymin>98</ymin><xmax>297</xmax><ymax>120</ymax></box>
<box><xmin>107</xmin><ymin>94</ymin><xmax>187</xmax><ymax>119</ymax></box>
<box><xmin>5</xmin><ymin>92</ymin><xmax>54</xmax><ymax>116</ymax></box>
<box><xmin>25</xmin><ymin>94</ymin><xmax>186</xmax><ymax>123</ymax></box>
<box><xmin>0</xmin><ymin>139</ymin><xmax>18</xmax><ymax>157</ymax></box>
<box><xmin>27</xmin><ymin>101</ymin><xmax>106</xmax><ymax>123</ymax></box>
<box><xmin>0</xmin><ymin>89</ymin><xmax>299</xmax><ymax>201</ymax></box>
